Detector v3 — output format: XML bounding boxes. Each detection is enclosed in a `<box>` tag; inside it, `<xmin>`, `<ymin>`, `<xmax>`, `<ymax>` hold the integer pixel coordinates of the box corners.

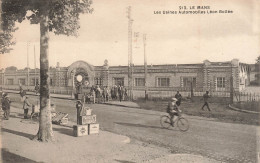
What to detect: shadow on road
<box><xmin>52</xmin><ymin>126</ymin><xmax>74</xmax><ymax>137</ymax></box>
<box><xmin>99</xmin><ymin>104</ymin><xmax>161</xmax><ymax>117</ymax></box>
<box><xmin>2</xmin><ymin>148</ymin><xmax>39</xmax><ymax>163</ymax></box>
<box><xmin>1</xmin><ymin>128</ymin><xmax>35</xmax><ymax>140</ymax></box>
<box><xmin>8</xmin><ymin>114</ymin><xmax>24</xmax><ymax>120</ymax></box>
<box><xmin>114</xmin><ymin>159</ymin><xmax>135</xmax><ymax>163</ymax></box>
<box><xmin>114</xmin><ymin>121</ymin><xmax>177</xmax><ymax>131</ymax></box>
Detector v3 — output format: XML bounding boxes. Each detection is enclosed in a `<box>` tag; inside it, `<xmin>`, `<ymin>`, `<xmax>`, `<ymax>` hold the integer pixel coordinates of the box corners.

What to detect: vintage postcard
<box><xmin>0</xmin><ymin>0</ymin><xmax>259</xmax><ymax>162</ymax></box>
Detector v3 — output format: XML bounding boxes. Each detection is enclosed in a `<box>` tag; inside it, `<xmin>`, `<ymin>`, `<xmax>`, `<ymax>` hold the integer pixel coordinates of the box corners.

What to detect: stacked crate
<box><xmin>73</xmin><ymin>107</ymin><xmax>99</xmax><ymax>137</ymax></box>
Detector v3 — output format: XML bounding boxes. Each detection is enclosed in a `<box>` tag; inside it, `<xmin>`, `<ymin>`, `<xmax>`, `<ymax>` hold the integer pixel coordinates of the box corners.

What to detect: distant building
<box><xmin>0</xmin><ymin>59</ymin><xmax>252</xmax><ymax>98</ymax></box>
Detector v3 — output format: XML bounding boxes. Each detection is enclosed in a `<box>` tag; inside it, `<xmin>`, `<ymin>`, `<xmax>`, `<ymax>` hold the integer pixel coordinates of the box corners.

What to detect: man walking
<box><xmin>201</xmin><ymin>91</ymin><xmax>211</xmax><ymax>111</ymax></box>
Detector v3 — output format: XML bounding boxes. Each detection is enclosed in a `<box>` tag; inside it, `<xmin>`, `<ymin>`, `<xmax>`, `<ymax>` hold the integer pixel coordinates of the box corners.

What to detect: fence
<box><xmin>132</xmin><ymin>86</ymin><xmax>231</xmax><ymax>100</ymax></box>
<box><xmin>234</xmin><ymin>91</ymin><xmax>260</xmax><ymax>102</ymax></box>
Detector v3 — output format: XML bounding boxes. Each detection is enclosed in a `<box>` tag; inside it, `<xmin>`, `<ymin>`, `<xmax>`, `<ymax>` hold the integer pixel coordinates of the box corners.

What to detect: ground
<box><xmin>1</xmin><ymin>93</ymin><xmax>260</xmax><ymax>162</ymax></box>
<box><xmin>1</xmin><ymin>107</ymin><xmax>220</xmax><ymax>163</ymax></box>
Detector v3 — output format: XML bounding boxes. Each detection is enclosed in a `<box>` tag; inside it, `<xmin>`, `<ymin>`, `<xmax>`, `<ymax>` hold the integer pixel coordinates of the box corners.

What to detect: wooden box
<box><xmin>88</xmin><ymin>123</ymin><xmax>99</xmax><ymax>134</ymax></box>
<box><xmin>79</xmin><ymin>115</ymin><xmax>96</xmax><ymax>125</ymax></box>
<box><xmin>80</xmin><ymin>107</ymin><xmax>92</xmax><ymax>116</ymax></box>
<box><xmin>73</xmin><ymin>125</ymin><xmax>88</xmax><ymax>137</ymax></box>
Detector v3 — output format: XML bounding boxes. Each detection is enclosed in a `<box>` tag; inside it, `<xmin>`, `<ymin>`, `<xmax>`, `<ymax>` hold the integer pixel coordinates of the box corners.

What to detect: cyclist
<box><xmin>167</xmin><ymin>97</ymin><xmax>181</xmax><ymax>126</ymax></box>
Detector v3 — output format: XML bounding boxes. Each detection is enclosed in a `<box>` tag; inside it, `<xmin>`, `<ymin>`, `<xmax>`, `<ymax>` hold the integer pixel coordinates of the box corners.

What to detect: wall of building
<box><xmin>0</xmin><ymin>59</ymin><xmax>248</xmax><ymax>99</ymax></box>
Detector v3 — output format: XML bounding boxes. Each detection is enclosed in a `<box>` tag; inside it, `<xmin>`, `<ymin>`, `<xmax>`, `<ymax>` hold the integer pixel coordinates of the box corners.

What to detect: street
<box><xmin>87</xmin><ymin>104</ymin><xmax>258</xmax><ymax>163</ymax></box>
<box><xmin>10</xmin><ymin>94</ymin><xmax>260</xmax><ymax>163</ymax></box>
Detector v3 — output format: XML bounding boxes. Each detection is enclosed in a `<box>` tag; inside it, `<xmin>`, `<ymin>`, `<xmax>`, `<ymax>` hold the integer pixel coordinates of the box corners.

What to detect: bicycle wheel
<box><xmin>160</xmin><ymin>115</ymin><xmax>171</xmax><ymax>129</ymax></box>
<box><xmin>177</xmin><ymin>117</ymin><xmax>189</xmax><ymax>131</ymax></box>
<box><xmin>31</xmin><ymin>112</ymin><xmax>39</xmax><ymax>121</ymax></box>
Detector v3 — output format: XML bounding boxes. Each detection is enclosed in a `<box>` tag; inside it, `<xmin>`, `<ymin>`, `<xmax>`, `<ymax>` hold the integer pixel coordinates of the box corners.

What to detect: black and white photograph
<box><xmin>0</xmin><ymin>0</ymin><xmax>260</xmax><ymax>162</ymax></box>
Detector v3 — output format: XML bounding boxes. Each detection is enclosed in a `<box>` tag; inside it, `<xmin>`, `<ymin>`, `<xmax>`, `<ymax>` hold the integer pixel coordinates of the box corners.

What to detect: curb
<box><xmin>103</xmin><ymin>102</ymin><xmax>140</xmax><ymax>109</ymax></box>
<box><xmin>4</xmin><ymin>91</ymin><xmax>74</xmax><ymax>101</ymax></box>
<box><xmin>228</xmin><ymin>104</ymin><xmax>260</xmax><ymax>114</ymax></box>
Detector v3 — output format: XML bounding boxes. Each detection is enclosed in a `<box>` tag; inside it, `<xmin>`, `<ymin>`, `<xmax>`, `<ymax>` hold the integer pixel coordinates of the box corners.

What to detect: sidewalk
<box><xmin>2</xmin><ymin>89</ymin><xmax>73</xmax><ymax>100</ymax></box>
<box><xmin>0</xmin><ymin>107</ymin><xmax>220</xmax><ymax>163</ymax></box>
<box><xmin>3</xmin><ymin>89</ymin><xmax>140</xmax><ymax>108</ymax></box>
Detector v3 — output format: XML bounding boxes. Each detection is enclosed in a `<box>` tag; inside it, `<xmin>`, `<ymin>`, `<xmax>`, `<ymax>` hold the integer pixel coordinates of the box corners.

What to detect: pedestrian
<box><xmin>76</xmin><ymin>100</ymin><xmax>83</xmax><ymax>125</ymax></box>
<box><xmin>124</xmin><ymin>88</ymin><xmax>128</xmax><ymax>100</ymax></box>
<box><xmin>96</xmin><ymin>85</ymin><xmax>101</xmax><ymax>103</ymax></box>
<box><xmin>2</xmin><ymin>93</ymin><xmax>11</xmax><ymax>120</ymax></box>
<box><xmin>19</xmin><ymin>85</ymin><xmax>26</xmax><ymax>102</ymax></box>
<box><xmin>23</xmin><ymin>96</ymin><xmax>31</xmax><ymax>119</ymax></box>
<box><xmin>114</xmin><ymin>85</ymin><xmax>118</xmax><ymax>100</ymax></box>
<box><xmin>121</xmin><ymin>86</ymin><xmax>125</xmax><ymax>101</ymax></box>
<box><xmin>110</xmin><ymin>87</ymin><xmax>114</xmax><ymax>100</ymax></box>
<box><xmin>106</xmin><ymin>86</ymin><xmax>110</xmax><ymax>101</ymax></box>
<box><xmin>35</xmin><ymin>83</ymin><xmax>40</xmax><ymax>95</ymax></box>
<box><xmin>103</xmin><ymin>86</ymin><xmax>109</xmax><ymax>102</ymax></box>
<box><xmin>118</xmin><ymin>85</ymin><xmax>122</xmax><ymax>102</ymax></box>
<box><xmin>175</xmin><ymin>91</ymin><xmax>182</xmax><ymax>106</ymax></box>
<box><xmin>201</xmin><ymin>91</ymin><xmax>211</xmax><ymax>111</ymax></box>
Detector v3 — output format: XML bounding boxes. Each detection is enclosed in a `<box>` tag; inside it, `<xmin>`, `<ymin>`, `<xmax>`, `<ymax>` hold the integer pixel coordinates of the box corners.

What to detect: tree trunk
<box><xmin>35</xmin><ymin>14</ymin><xmax>54</xmax><ymax>142</ymax></box>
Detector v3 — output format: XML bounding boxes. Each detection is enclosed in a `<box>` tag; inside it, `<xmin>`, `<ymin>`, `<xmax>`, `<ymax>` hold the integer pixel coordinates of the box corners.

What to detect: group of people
<box><xmin>87</xmin><ymin>85</ymin><xmax>128</xmax><ymax>103</ymax></box>
<box><xmin>110</xmin><ymin>85</ymin><xmax>127</xmax><ymax>102</ymax></box>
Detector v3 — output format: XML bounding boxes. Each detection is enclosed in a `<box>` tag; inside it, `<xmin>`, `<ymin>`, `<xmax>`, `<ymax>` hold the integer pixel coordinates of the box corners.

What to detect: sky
<box><xmin>0</xmin><ymin>0</ymin><xmax>259</xmax><ymax>69</ymax></box>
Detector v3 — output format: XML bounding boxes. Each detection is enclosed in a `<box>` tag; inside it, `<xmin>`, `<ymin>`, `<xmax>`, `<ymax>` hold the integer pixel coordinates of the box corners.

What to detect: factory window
<box><xmin>135</xmin><ymin>78</ymin><xmax>145</xmax><ymax>87</ymax></box>
<box><xmin>157</xmin><ymin>77</ymin><xmax>170</xmax><ymax>87</ymax></box>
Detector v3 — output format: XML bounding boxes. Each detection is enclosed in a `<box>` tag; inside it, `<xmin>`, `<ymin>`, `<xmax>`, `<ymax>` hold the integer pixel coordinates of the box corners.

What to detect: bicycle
<box><xmin>160</xmin><ymin>112</ymin><xmax>189</xmax><ymax>131</ymax></box>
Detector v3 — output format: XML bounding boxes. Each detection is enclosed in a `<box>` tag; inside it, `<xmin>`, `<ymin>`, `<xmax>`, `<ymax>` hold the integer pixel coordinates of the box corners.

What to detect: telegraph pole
<box><xmin>34</xmin><ymin>45</ymin><xmax>37</xmax><ymax>86</ymax></box>
<box><xmin>143</xmin><ymin>34</ymin><xmax>148</xmax><ymax>101</ymax></box>
<box><xmin>27</xmin><ymin>42</ymin><xmax>30</xmax><ymax>88</ymax></box>
<box><xmin>127</xmin><ymin>6</ymin><xmax>133</xmax><ymax>101</ymax></box>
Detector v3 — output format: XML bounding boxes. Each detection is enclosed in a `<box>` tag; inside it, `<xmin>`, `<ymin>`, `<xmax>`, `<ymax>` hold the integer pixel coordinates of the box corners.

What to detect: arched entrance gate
<box><xmin>67</xmin><ymin>61</ymin><xmax>95</xmax><ymax>96</ymax></box>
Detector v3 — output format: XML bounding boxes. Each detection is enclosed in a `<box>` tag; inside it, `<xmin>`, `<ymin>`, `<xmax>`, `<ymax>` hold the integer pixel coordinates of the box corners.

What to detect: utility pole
<box><xmin>27</xmin><ymin>42</ymin><xmax>30</xmax><ymax>88</ymax></box>
<box><xmin>34</xmin><ymin>45</ymin><xmax>37</xmax><ymax>86</ymax></box>
<box><xmin>127</xmin><ymin>6</ymin><xmax>133</xmax><ymax>101</ymax></box>
<box><xmin>143</xmin><ymin>34</ymin><xmax>148</xmax><ymax>101</ymax></box>
<box><xmin>230</xmin><ymin>62</ymin><xmax>234</xmax><ymax>104</ymax></box>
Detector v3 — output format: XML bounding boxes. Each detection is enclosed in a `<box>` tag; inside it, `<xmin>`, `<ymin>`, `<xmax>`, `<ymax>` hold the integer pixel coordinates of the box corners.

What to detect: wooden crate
<box><xmin>73</xmin><ymin>125</ymin><xmax>88</xmax><ymax>137</ymax></box>
<box><xmin>80</xmin><ymin>107</ymin><xmax>92</xmax><ymax>116</ymax></box>
<box><xmin>88</xmin><ymin>123</ymin><xmax>99</xmax><ymax>134</ymax></box>
<box><xmin>79</xmin><ymin>115</ymin><xmax>96</xmax><ymax>125</ymax></box>
<box><xmin>52</xmin><ymin>112</ymin><xmax>68</xmax><ymax>124</ymax></box>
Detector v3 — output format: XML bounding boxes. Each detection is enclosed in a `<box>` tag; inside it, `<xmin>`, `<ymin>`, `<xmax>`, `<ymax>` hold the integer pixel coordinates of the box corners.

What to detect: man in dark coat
<box><xmin>118</xmin><ymin>85</ymin><xmax>123</xmax><ymax>102</ymax></box>
<box><xmin>175</xmin><ymin>91</ymin><xmax>182</xmax><ymax>106</ymax></box>
<box><xmin>35</xmin><ymin>83</ymin><xmax>40</xmax><ymax>95</ymax></box>
<box><xmin>2</xmin><ymin>93</ymin><xmax>11</xmax><ymax>120</ymax></box>
<box><xmin>201</xmin><ymin>91</ymin><xmax>211</xmax><ymax>111</ymax></box>
<box><xmin>76</xmin><ymin>100</ymin><xmax>83</xmax><ymax>124</ymax></box>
